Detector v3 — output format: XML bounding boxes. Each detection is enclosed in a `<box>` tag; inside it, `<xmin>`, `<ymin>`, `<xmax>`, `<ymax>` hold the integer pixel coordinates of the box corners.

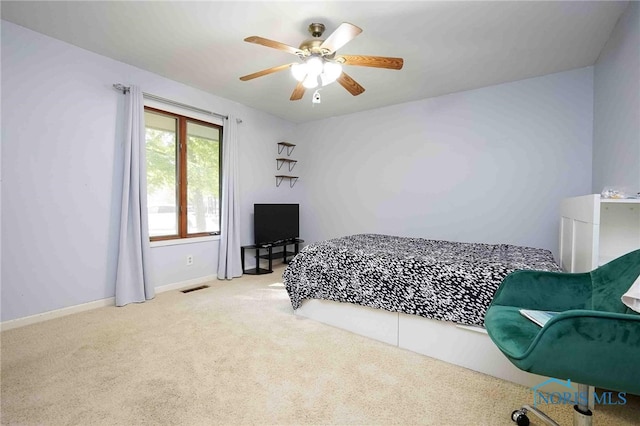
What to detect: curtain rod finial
<box><xmin>113</xmin><ymin>83</ymin><xmax>130</xmax><ymax>94</ymax></box>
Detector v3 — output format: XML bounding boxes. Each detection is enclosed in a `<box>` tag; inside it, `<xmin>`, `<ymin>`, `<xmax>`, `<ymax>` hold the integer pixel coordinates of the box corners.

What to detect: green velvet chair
<box><xmin>485</xmin><ymin>248</ymin><xmax>640</xmax><ymax>426</ymax></box>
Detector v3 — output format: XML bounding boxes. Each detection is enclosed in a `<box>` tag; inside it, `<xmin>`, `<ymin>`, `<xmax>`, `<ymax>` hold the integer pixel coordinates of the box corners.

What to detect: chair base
<box><xmin>511</xmin><ymin>383</ymin><xmax>593</xmax><ymax>426</ymax></box>
<box><xmin>512</xmin><ymin>405</ymin><xmax>559</xmax><ymax>426</ymax></box>
<box><xmin>572</xmin><ymin>404</ymin><xmax>593</xmax><ymax>426</ymax></box>
<box><xmin>510</xmin><ymin>404</ymin><xmax>592</xmax><ymax>426</ymax></box>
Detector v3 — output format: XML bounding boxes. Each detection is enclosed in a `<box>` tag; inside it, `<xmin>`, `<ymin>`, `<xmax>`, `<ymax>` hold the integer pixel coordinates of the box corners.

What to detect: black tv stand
<box><xmin>241</xmin><ymin>239</ymin><xmax>304</xmax><ymax>275</ymax></box>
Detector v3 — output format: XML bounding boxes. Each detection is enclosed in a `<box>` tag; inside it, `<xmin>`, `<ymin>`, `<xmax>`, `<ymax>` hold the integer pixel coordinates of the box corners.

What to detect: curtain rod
<box><xmin>113</xmin><ymin>83</ymin><xmax>241</xmax><ymax>123</ymax></box>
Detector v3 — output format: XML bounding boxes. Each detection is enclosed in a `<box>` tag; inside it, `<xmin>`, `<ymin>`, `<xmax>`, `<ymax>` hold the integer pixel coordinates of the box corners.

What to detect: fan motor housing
<box><xmin>299</xmin><ymin>38</ymin><xmax>324</xmax><ymax>54</ymax></box>
<box><xmin>308</xmin><ymin>23</ymin><xmax>325</xmax><ymax>37</ymax></box>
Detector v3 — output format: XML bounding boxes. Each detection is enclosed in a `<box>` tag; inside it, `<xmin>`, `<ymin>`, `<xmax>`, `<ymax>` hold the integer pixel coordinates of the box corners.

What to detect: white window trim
<box><xmin>144</xmin><ymin>99</ymin><xmax>224</xmax><ymax>126</ymax></box>
<box><xmin>150</xmin><ymin>235</ymin><xmax>221</xmax><ymax>248</ymax></box>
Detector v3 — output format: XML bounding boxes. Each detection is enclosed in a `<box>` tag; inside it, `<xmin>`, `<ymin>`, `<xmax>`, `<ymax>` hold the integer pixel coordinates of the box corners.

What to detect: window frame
<box><xmin>144</xmin><ymin>106</ymin><xmax>223</xmax><ymax>242</ymax></box>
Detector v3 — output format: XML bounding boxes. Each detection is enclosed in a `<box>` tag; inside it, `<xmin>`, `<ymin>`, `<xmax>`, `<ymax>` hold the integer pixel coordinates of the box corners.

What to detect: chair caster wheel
<box><xmin>511</xmin><ymin>409</ymin><xmax>530</xmax><ymax>426</ymax></box>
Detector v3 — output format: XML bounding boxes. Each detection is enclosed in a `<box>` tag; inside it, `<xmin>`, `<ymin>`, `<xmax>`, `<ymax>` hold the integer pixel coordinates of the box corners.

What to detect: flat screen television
<box><xmin>254</xmin><ymin>203</ymin><xmax>299</xmax><ymax>245</ymax></box>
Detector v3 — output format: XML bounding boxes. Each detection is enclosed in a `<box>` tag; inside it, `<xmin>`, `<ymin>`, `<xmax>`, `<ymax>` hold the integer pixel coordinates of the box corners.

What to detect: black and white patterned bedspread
<box><xmin>283</xmin><ymin>234</ymin><xmax>561</xmax><ymax>327</ymax></box>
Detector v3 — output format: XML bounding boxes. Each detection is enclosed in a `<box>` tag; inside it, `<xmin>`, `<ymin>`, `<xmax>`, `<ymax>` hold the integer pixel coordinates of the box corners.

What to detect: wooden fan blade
<box><xmin>290</xmin><ymin>82</ymin><xmax>305</xmax><ymax>101</ymax></box>
<box><xmin>239</xmin><ymin>63</ymin><xmax>294</xmax><ymax>81</ymax></box>
<box><xmin>244</xmin><ymin>36</ymin><xmax>302</xmax><ymax>56</ymax></box>
<box><xmin>320</xmin><ymin>22</ymin><xmax>362</xmax><ymax>54</ymax></box>
<box><xmin>337</xmin><ymin>72</ymin><xmax>365</xmax><ymax>96</ymax></box>
<box><xmin>339</xmin><ymin>55</ymin><xmax>404</xmax><ymax>70</ymax></box>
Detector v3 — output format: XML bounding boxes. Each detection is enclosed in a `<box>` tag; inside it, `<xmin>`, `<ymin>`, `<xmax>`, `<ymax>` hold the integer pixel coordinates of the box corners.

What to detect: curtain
<box><xmin>115</xmin><ymin>85</ymin><xmax>155</xmax><ymax>306</ymax></box>
<box><xmin>217</xmin><ymin>116</ymin><xmax>243</xmax><ymax>279</ymax></box>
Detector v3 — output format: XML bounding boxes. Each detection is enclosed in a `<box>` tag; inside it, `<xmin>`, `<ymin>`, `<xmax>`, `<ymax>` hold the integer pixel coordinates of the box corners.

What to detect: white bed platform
<box><xmin>296</xmin><ymin>298</ymin><xmax>552</xmax><ymax>389</ymax></box>
<box><xmin>293</xmin><ymin>195</ymin><xmax>640</xmax><ymax>391</ymax></box>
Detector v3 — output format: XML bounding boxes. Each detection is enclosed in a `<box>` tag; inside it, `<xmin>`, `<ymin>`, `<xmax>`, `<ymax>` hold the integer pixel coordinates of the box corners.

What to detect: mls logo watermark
<box><xmin>531</xmin><ymin>378</ymin><xmax>627</xmax><ymax>407</ymax></box>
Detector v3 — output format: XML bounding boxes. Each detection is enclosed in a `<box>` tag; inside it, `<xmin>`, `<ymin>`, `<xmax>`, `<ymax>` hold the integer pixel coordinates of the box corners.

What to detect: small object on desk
<box><xmin>601</xmin><ymin>186</ymin><xmax>636</xmax><ymax>199</ymax></box>
<box><xmin>519</xmin><ymin>309</ymin><xmax>558</xmax><ymax>327</ymax></box>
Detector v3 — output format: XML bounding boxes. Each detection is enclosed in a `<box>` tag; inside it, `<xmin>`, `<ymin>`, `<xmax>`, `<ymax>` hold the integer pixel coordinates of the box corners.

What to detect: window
<box><xmin>144</xmin><ymin>107</ymin><xmax>222</xmax><ymax>240</ymax></box>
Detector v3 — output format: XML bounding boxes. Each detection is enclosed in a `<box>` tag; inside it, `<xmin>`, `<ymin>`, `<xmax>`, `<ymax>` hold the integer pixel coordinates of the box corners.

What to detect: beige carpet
<box><xmin>2</xmin><ymin>265</ymin><xmax>639</xmax><ymax>425</ymax></box>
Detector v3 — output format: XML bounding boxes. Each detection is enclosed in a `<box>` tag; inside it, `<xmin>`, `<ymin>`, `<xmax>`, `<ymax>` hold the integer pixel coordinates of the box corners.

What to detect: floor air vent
<box><xmin>181</xmin><ymin>285</ymin><xmax>210</xmax><ymax>294</ymax></box>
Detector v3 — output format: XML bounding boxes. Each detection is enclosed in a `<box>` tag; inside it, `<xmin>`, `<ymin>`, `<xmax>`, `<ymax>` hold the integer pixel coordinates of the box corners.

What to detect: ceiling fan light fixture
<box><xmin>302</xmin><ymin>74</ymin><xmax>319</xmax><ymax>89</ymax></box>
<box><xmin>320</xmin><ymin>71</ymin><xmax>341</xmax><ymax>87</ymax></box>
<box><xmin>291</xmin><ymin>63</ymin><xmax>307</xmax><ymax>82</ymax></box>
<box><xmin>323</xmin><ymin>61</ymin><xmax>342</xmax><ymax>82</ymax></box>
<box><xmin>306</xmin><ymin>56</ymin><xmax>324</xmax><ymax>77</ymax></box>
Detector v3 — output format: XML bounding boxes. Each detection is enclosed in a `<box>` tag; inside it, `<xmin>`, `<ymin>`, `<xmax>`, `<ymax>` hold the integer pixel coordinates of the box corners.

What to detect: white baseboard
<box><xmin>0</xmin><ymin>274</ymin><xmax>218</xmax><ymax>332</ymax></box>
<box><xmin>0</xmin><ymin>297</ymin><xmax>115</xmax><ymax>332</ymax></box>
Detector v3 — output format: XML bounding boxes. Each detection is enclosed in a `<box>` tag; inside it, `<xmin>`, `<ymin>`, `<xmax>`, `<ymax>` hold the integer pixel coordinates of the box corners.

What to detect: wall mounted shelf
<box><xmin>276</xmin><ymin>158</ymin><xmax>297</xmax><ymax>172</ymax></box>
<box><xmin>276</xmin><ymin>142</ymin><xmax>298</xmax><ymax>188</ymax></box>
<box><xmin>277</xmin><ymin>142</ymin><xmax>296</xmax><ymax>156</ymax></box>
<box><xmin>275</xmin><ymin>175</ymin><xmax>298</xmax><ymax>188</ymax></box>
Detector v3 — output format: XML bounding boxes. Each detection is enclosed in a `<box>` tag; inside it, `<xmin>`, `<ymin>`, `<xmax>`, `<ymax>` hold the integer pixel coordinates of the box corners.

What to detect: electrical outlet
<box><xmin>186</xmin><ymin>255</ymin><xmax>193</xmax><ymax>266</ymax></box>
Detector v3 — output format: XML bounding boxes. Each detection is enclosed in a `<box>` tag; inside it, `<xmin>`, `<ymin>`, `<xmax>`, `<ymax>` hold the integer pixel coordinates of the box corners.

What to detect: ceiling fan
<box><xmin>239</xmin><ymin>22</ymin><xmax>404</xmax><ymax>101</ymax></box>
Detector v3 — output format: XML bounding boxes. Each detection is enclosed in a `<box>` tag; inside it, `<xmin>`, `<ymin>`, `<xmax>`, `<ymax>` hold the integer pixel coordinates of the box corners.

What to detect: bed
<box><xmin>283</xmin><ymin>233</ymin><xmax>563</xmax><ymax>388</ymax></box>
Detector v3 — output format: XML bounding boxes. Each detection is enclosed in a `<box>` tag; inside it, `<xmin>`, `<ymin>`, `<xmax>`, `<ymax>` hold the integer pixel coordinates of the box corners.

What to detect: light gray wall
<box><xmin>5</xmin><ymin>10</ymin><xmax>630</xmax><ymax>323</ymax></box>
<box><xmin>593</xmin><ymin>1</ymin><xmax>640</xmax><ymax>195</ymax></box>
<box><xmin>293</xmin><ymin>67</ymin><xmax>594</xmax><ymax>255</ymax></box>
<box><xmin>1</xmin><ymin>21</ymin><xmax>298</xmax><ymax>322</ymax></box>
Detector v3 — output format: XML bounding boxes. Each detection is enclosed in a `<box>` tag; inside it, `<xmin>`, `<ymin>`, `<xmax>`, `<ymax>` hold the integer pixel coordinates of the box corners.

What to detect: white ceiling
<box><xmin>1</xmin><ymin>1</ymin><xmax>628</xmax><ymax>123</ymax></box>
